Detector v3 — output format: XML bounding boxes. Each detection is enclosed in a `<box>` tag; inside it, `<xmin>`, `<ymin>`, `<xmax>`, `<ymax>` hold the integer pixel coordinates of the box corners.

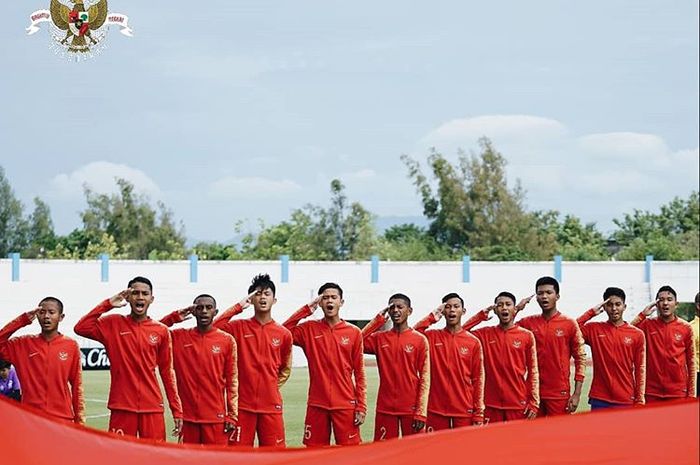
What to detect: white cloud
<box><xmin>346</xmin><ymin>168</ymin><xmax>376</xmax><ymax>179</ymax></box>
<box><xmin>50</xmin><ymin>161</ymin><xmax>162</xmax><ymax>199</ymax></box>
<box><xmin>208</xmin><ymin>176</ymin><xmax>302</xmax><ymax>199</ymax></box>
<box><xmin>421</xmin><ymin>115</ymin><xmax>568</xmax><ymax>151</ymax></box>
<box><xmin>576</xmin><ymin>171</ymin><xmax>654</xmax><ymax>195</ymax></box>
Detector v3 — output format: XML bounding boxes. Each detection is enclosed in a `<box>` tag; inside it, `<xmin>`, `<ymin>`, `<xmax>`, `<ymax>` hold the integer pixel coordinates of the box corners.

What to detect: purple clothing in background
<box><xmin>0</xmin><ymin>366</ymin><xmax>21</xmax><ymax>396</ymax></box>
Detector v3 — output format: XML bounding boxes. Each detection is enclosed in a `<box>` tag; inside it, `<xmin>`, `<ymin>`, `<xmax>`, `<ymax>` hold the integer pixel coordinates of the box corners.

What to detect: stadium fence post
<box><xmin>554</xmin><ymin>255</ymin><xmax>563</xmax><ymax>283</ymax></box>
<box><xmin>644</xmin><ymin>255</ymin><xmax>653</xmax><ymax>283</ymax></box>
<box><xmin>10</xmin><ymin>252</ymin><xmax>20</xmax><ymax>282</ymax></box>
<box><xmin>280</xmin><ymin>255</ymin><xmax>289</xmax><ymax>283</ymax></box>
<box><xmin>462</xmin><ymin>255</ymin><xmax>470</xmax><ymax>283</ymax></box>
<box><xmin>100</xmin><ymin>253</ymin><xmax>109</xmax><ymax>282</ymax></box>
<box><xmin>371</xmin><ymin>255</ymin><xmax>379</xmax><ymax>283</ymax></box>
<box><xmin>189</xmin><ymin>254</ymin><xmax>198</xmax><ymax>283</ymax></box>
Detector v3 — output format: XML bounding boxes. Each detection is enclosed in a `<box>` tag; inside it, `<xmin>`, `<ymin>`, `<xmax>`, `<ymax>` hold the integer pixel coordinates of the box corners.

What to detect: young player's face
<box><xmin>193</xmin><ymin>296</ymin><xmax>218</xmax><ymax>326</ymax></box>
<box><xmin>388</xmin><ymin>298</ymin><xmax>411</xmax><ymax>325</ymax></box>
<box><xmin>36</xmin><ymin>300</ymin><xmax>64</xmax><ymax>333</ymax></box>
<box><xmin>252</xmin><ymin>287</ymin><xmax>276</xmax><ymax>313</ymax></box>
<box><xmin>604</xmin><ymin>296</ymin><xmax>626</xmax><ymax>323</ymax></box>
<box><xmin>656</xmin><ymin>291</ymin><xmax>677</xmax><ymax>319</ymax></box>
<box><xmin>128</xmin><ymin>282</ymin><xmax>154</xmax><ymax>317</ymax></box>
<box><xmin>536</xmin><ymin>285</ymin><xmax>559</xmax><ymax>312</ymax></box>
<box><xmin>443</xmin><ymin>297</ymin><xmax>464</xmax><ymax>325</ymax></box>
<box><xmin>320</xmin><ymin>288</ymin><xmax>344</xmax><ymax>319</ymax></box>
<box><xmin>495</xmin><ymin>296</ymin><xmax>516</xmax><ymax>325</ymax></box>
<box><xmin>0</xmin><ymin>368</ymin><xmax>9</xmax><ymax>380</ymax></box>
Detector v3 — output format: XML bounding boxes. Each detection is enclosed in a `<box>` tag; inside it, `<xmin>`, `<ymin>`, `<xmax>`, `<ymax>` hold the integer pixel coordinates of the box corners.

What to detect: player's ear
<box><xmin>273</xmin><ymin>297</ymin><xmax>278</xmax><ymax>305</ymax></box>
<box><xmin>59</xmin><ymin>313</ymin><xmax>65</xmax><ymax>322</ymax></box>
<box><xmin>213</xmin><ymin>308</ymin><xmax>219</xmax><ymax>318</ymax></box>
<box><xmin>339</xmin><ymin>298</ymin><xmax>345</xmax><ymax>307</ymax></box>
<box><xmin>408</xmin><ymin>307</ymin><xmax>413</xmax><ymax>316</ymax></box>
<box><xmin>150</xmin><ymin>294</ymin><xmax>155</xmax><ymax>303</ymax></box>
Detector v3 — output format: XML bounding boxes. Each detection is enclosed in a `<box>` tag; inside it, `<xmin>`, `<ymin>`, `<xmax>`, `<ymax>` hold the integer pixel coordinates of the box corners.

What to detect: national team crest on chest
<box><xmin>623</xmin><ymin>336</ymin><xmax>633</xmax><ymax>345</ymax></box>
<box><xmin>271</xmin><ymin>337</ymin><xmax>281</xmax><ymax>347</ymax></box>
<box><xmin>674</xmin><ymin>333</ymin><xmax>682</xmax><ymax>342</ymax></box>
<box><xmin>211</xmin><ymin>345</ymin><xmax>221</xmax><ymax>354</ymax></box>
<box><xmin>404</xmin><ymin>344</ymin><xmax>415</xmax><ymax>354</ymax></box>
<box><xmin>58</xmin><ymin>351</ymin><xmax>69</xmax><ymax>361</ymax></box>
<box><xmin>459</xmin><ymin>346</ymin><xmax>469</xmax><ymax>355</ymax></box>
<box><xmin>554</xmin><ymin>328</ymin><xmax>565</xmax><ymax>337</ymax></box>
<box><xmin>148</xmin><ymin>333</ymin><xmax>160</xmax><ymax>345</ymax></box>
<box><xmin>512</xmin><ymin>339</ymin><xmax>522</xmax><ymax>349</ymax></box>
<box><xmin>340</xmin><ymin>336</ymin><xmax>351</xmax><ymax>346</ymax></box>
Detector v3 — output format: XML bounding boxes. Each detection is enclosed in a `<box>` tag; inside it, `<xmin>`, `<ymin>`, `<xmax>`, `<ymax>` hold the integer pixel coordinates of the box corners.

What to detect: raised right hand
<box><xmin>592</xmin><ymin>298</ymin><xmax>610</xmax><ymax>315</ymax></box>
<box><xmin>308</xmin><ymin>296</ymin><xmax>321</xmax><ymax>312</ymax></box>
<box><xmin>25</xmin><ymin>307</ymin><xmax>41</xmax><ymax>322</ymax></box>
<box><xmin>109</xmin><ymin>289</ymin><xmax>130</xmax><ymax>308</ymax></box>
<box><xmin>431</xmin><ymin>304</ymin><xmax>445</xmax><ymax>321</ymax></box>
<box><xmin>642</xmin><ymin>300</ymin><xmax>659</xmax><ymax>317</ymax></box>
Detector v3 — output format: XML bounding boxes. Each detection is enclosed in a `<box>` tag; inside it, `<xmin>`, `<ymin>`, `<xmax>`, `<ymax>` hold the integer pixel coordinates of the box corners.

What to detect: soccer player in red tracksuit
<box><xmin>362</xmin><ymin>293</ymin><xmax>430</xmax><ymax>440</ymax></box>
<box><xmin>75</xmin><ymin>276</ymin><xmax>183</xmax><ymax>440</ymax></box>
<box><xmin>513</xmin><ymin>276</ymin><xmax>586</xmax><ymax>416</ymax></box>
<box><xmin>630</xmin><ymin>285</ymin><xmax>696</xmax><ymax>401</ymax></box>
<box><xmin>213</xmin><ymin>274</ymin><xmax>293</xmax><ymax>447</ymax></box>
<box><xmin>159</xmin><ymin>294</ymin><xmax>238</xmax><ymax>445</ymax></box>
<box><xmin>283</xmin><ymin>282</ymin><xmax>367</xmax><ymax>447</ymax></box>
<box><xmin>414</xmin><ymin>292</ymin><xmax>484</xmax><ymax>431</ymax></box>
<box><xmin>0</xmin><ymin>297</ymin><xmax>84</xmax><ymax>424</ymax></box>
<box><xmin>577</xmin><ymin>287</ymin><xmax>646</xmax><ymax>410</ymax></box>
<box><xmin>462</xmin><ymin>292</ymin><xmax>539</xmax><ymax>423</ymax></box>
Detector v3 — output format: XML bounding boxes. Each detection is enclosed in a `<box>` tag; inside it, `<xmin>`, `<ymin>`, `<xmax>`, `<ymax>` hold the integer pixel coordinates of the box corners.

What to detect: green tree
<box><xmin>0</xmin><ymin>166</ymin><xmax>28</xmax><ymax>256</ymax></box>
<box><xmin>402</xmin><ymin>138</ymin><xmax>554</xmax><ymax>260</ymax></box>
<box><xmin>247</xmin><ymin>180</ymin><xmax>378</xmax><ymax>260</ymax></box>
<box><xmin>378</xmin><ymin>224</ymin><xmax>454</xmax><ymax>260</ymax></box>
<box><xmin>80</xmin><ymin>179</ymin><xmax>186</xmax><ymax>259</ymax></box>
<box><xmin>535</xmin><ymin>211</ymin><xmax>609</xmax><ymax>261</ymax></box>
<box><xmin>24</xmin><ymin>198</ymin><xmax>57</xmax><ymax>258</ymax></box>
<box><xmin>613</xmin><ymin>192</ymin><xmax>699</xmax><ymax>260</ymax></box>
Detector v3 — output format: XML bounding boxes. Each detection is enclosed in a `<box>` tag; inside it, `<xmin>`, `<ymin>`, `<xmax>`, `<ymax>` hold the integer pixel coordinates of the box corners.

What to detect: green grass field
<box><xmin>83</xmin><ymin>365</ymin><xmax>593</xmax><ymax>446</ymax></box>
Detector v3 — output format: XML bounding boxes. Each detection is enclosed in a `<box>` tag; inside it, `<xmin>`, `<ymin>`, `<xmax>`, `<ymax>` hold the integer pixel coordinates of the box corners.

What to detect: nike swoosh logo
<box><xmin>435</xmin><ymin>342</ymin><xmax>443</xmax><ymax>346</ymax></box>
<box><xmin>275</xmin><ymin>439</ymin><xmax>284</xmax><ymax>444</ymax></box>
<box><xmin>244</xmin><ymin>334</ymin><xmax>254</xmax><ymax>338</ymax></box>
<box><xmin>184</xmin><ymin>344</ymin><xmax>193</xmax><ymax>348</ymax></box>
<box><xmin>314</xmin><ymin>335</ymin><xmax>323</xmax><ymax>339</ymax></box>
<box><xmin>119</xmin><ymin>331</ymin><xmax>131</xmax><ymax>336</ymax></box>
<box><xmin>29</xmin><ymin>352</ymin><xmax>39</xmax><ymax>357</ymax></box>
<box><xmin>348</xmin><ymin>433</ymin><xmax>357</xmax><ymax>439</ymax></box>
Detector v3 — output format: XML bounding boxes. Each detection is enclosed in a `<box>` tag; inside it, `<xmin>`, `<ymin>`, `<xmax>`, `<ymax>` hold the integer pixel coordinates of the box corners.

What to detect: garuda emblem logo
<box><xmin>27</xmin><ymin>0</ymin><xmax>133</xmax><ymax>59</ymax></box>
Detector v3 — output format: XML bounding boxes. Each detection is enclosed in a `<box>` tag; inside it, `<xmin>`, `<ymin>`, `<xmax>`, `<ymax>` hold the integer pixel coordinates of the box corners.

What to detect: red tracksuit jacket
<box><xmin>362</xmin><ymin>314</ymin><xmax>430</xmax><ymax>421</ymax></box>
<box><xmin>0</xmin><ymin>313</ymin><xmax>85</xmax><ymax>423</ymax></box>
<box><xmin>631</xmin><ymin>313</ymin><xmax>696</xmax><ymax>398</ymax></box>
<box><xmin>462</xmin><ymin>316</ymin><xmax>539</xmax><ymax>412</ymax></box>
<box><xmin>577</xmin><ymin>309</ymin><xmax>646</xmax><ymax>405</ymax></box>
<box><xmin>213</xmin><ymin>304</ymin><xmax>292</xmax><ymax>414</ymax></box>
<box><xmin>160</xmin><ymin>312</ymin><xmax>238</xmax><ymax>423</ymax></box>
<box><xmin>74</xmin><ymin>300</ymin><xmax>183</xmax><ymax>417</ymax></box>
<box><xmin>414</xmin><ymin>314</ymin><xmax>484</xmax><ymax>422</ymax></box>
<box><xmin>283</xmin><ymin>306</ymin><xmax>367</xmax><ymax>413</ymax></box>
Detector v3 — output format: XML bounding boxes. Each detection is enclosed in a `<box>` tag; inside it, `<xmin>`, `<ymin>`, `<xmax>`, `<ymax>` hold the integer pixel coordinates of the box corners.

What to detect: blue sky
<box><xmin>2</xmin><ymin>0</ymin><xmax>698</xmax><ymax>242</ymax></box>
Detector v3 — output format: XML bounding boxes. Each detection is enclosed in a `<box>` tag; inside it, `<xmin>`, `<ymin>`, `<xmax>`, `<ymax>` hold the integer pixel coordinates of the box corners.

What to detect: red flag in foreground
<box><xmin>0</xmin><ymin>397</ymin><xmax>697</xmax><ymax>465</ymax></box>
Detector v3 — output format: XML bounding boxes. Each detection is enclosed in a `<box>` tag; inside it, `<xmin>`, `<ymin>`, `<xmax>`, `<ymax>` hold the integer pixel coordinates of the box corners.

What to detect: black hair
<box><xmin>39</xmin><ymin>296</ymin><xmax>64</xmax><ymax>314</ymax></box>
<box><xmin>695</xmin><ymin>292</ymin><xmax>699</xmax><ymax>305</ymax></box>
<box><xmin>603</xmin><ymin>287</ymin><xmax>626</xmax><ymax>302</ymax></box>
<box><xmin>0</xmin><ymin>359</ymin><xmax>10</xmax><ymax>370</ymax></box>
<box><xmin>441</xmin><ymin>292</ymin><xmax>464</xmax><ymax>307</ymax></box>
<box><xmin>388</xmin><ymin>293</ymin><xmax>411</xmax><ymax>307</ymax></box>
<box><xmin>495</xmin><ymin>291</ymin><xmax>516</xmax><ymax>305</ymax></box>
<box><xmin>248</xmin><ymin>274</ymin><xmax>276</xmax><ymax>296</ymax></box>
<box><xmin>655</xmin><ymin>285</ymin><xmax>677</xmax><ymax>300</ymax></box>
<box><xmin>128</xmin><ymin>276</ymin><xmax>153</xmax><ymax>292</ymax></box>
<box><xmin>193</xmin><ymin>294</ymin><xmax>217</xmax><ymax>307</ymax></box>
<box><xmin>535</xmin><ymin>276</ymin><xmax>560</xmax><ymax>294</ymax></box>
<box><xmin>318</xmin><ymin>282</ymin><xmax>343</xmax><ymax>298</ymax></box>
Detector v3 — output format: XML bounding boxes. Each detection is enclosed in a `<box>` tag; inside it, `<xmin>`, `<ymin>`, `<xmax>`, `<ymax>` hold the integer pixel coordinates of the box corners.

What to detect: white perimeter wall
<box><xmin>1</xmin><ymin>259</ymin><xmax>698</xmax><ymax>366</ymax></box>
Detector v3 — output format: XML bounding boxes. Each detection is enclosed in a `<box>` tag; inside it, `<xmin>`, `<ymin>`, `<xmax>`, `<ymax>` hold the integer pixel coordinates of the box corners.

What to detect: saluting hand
<box><xmin>308</xmin><ymin>296</ymin><xmax>322</xmax><ymax>312</ymax></box>
<box><xmin>642</xmin><ymin>300</ymin><xmax>659</xmax><ymax>317</ymax></box>
<box><xmin>109</xmin><ymin>289</ymin><xmax>131</xmax><ymax>308</ymax></box>
<box><xmin>25</xmin><ymin>307</ymin><xmax>41</xmax><ymax>322</ymax></box>
<box><xmin>516</xmin><ymin>294</ymin><xmax>535</xmax><ymax>313</ymax></box>
<box><xmin>238</xmin><ymin>291</ymin><xmax>257</xmax><ymax>310</ymax></box>
<box><xmin>176</xmin><ymin>305</ymin><xmax>196</xmax><ymax>321</ymax></box>
<box><xmin>592</xmin><ymin>298</ymin><xmax>610</xmax><ymax>315</ymax></box>
<box><xmin>431</xmin><ymin>304</ymin><xmax>445</xmax><ymax>321</ymax></box>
